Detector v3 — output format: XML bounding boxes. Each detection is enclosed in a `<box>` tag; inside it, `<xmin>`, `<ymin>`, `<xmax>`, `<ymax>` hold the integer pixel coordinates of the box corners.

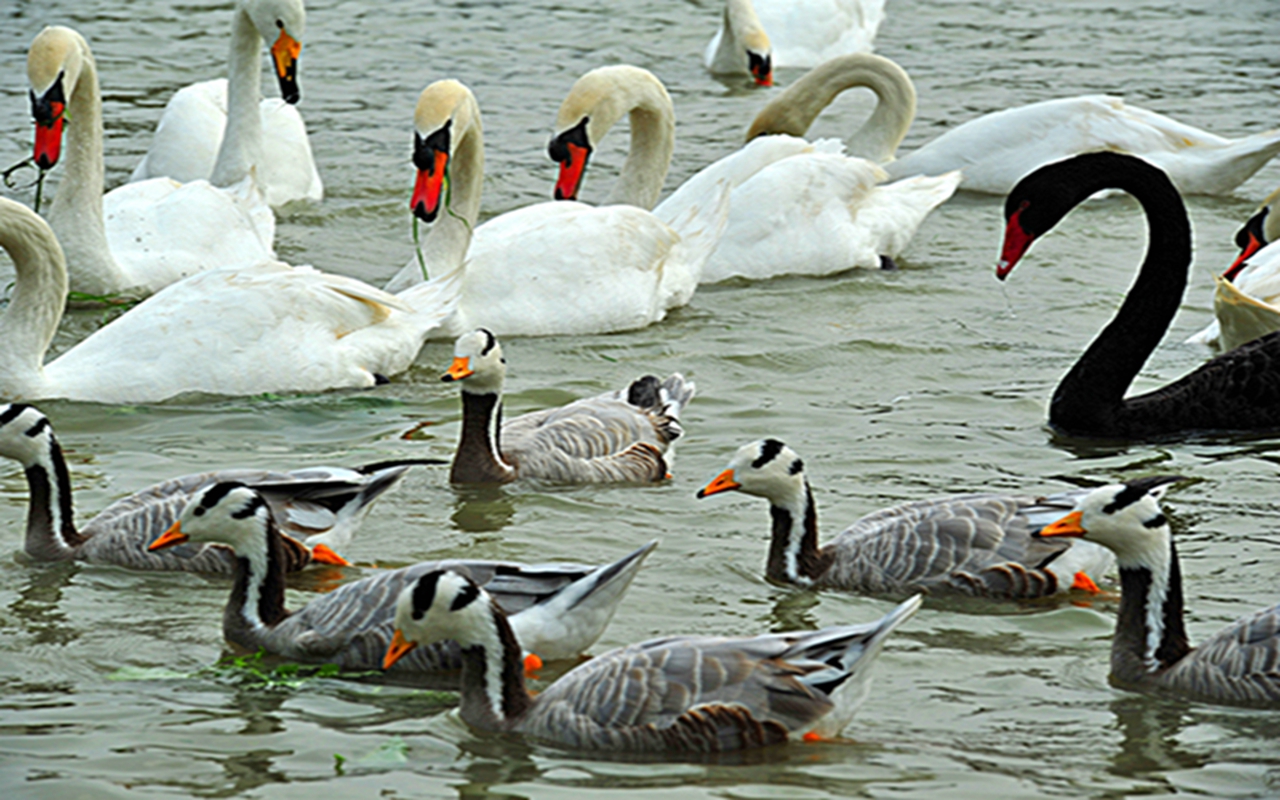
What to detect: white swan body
<box><xmin>705</xmin><ymin>0</ymin><xmax>886</xmax><ymax>83</ymax></box>
<box><xmin>0</xmin><ymin>196</ymin><xmax>458</xmax><ymax>403</ymax></box>
<box><xmin>1187</xmin><ymin>187</ymin><xmax>1280</xmax><ymax>351</ymax></box>
<box><xmin>386</xmin><ymin>72</ymin><xmax>728</xmax><ymax>337</ymax></box>
<box><xmin>27</xmin><ymin>26</ymin><xmax>273</xmax><ymax>299</ymax></box>
<box><xmin>129</xmin><ymin>0</ymin><xmax>322</xmax><ymax>207</ymax></box>
<box><xmin>656</xmin><ymin>55</ymin><xmax>959</xmax><ymax>282</ymax></box>
<box><xmin>884</xmin><ymin>95</ymin><xmax>1280</xmax><ymax>196</ymax></box>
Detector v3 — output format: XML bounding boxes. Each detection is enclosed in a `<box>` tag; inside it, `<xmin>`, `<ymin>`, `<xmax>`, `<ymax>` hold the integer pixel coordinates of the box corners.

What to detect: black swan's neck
<box><xmin>1049</xmin><ymin>162</ymin><xmax>1192</xmax><ymax>437</ymax></box>
<box><xmin>450</xmin><ymin>390</ymin><xmax>516</xmax><ymax>483</ymax></box>
<box><xmin>1110</xmin><ymin>538</ymin><xmax>1191</xmax><ymax>687</ymax></box>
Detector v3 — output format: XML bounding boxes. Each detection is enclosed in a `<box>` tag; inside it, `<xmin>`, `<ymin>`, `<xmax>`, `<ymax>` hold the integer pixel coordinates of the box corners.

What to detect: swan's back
<box><xmin>757</xmin><ymin>0</ymin><xmax>885</xmax><ymax>67</ymax></box>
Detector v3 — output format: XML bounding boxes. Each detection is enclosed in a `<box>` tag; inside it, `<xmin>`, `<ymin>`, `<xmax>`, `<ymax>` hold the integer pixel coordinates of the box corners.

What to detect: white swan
<box><xmin>0</xmin><ymin>196</ymin><xmax>458</xmax><ymax>403</ymax></box>
<box><xmin>705</xmin><ymin>0</ymin><xmax>886</xmax><ymax>84</ymax></box>
<box><xmin>1187</xmin><ymin>186</ymin><xmax>1280</xmax><ymax>351</ymax></box>
<box><xmin>128</xmin><ymin>0</ymin><xmax>322</xmax><ymax>208</ymax></box>
<box><xmin>27</xmin><ymin>26</ymin><xmax>274</xmax><ymax>299</ymax></box>
<box><xmin>646</xmin><ymin>55</ymin><xmax>960</xmax><ymax>282</ymax></box>
<box><xmin>383</xmin><ymin>71</ymin><xmax>729</xmax><ymax>337</ymax></box>
<box><xmin>882</xmin><ymin>95</ymin><xmax>1280</xmax><ymax>196</ymax></box>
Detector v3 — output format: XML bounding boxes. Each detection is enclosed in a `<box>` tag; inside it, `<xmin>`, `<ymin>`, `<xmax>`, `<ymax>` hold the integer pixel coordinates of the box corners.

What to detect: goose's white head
<box><xmin>0</xmin><ymin>404</ymin><xmax>56</xmax><ymax>467</ymax></box>
<box><xmin>384</xmin><ymin>569</ymin><xmax>491</xmax><ymax>668</ymax></box>
<box><xmin>697</xmin><ymin>438</ymin><xmax>807</xmax><ymax>506</ymax></box>
<box><xmin>1037</xmin><ymin>477</ymin><xmax>1182</xmax><ymax>568</ymax></box>
<box><xmin>441</xmin><ymin>328</ymin><xmax>505</xmax><ymax>395</ymax></box>
<box><xmin>410</xmin><ymin>79</ymin><xmax>481</xmax><ymax>222</ymax></box>
<box><xmin>27</xmin><ymin>26</ymin><xmax>90</xmax><ymax>170</ymax></box>
<box><xmin>149</xmin><ymin>482</ymin><xmax>270</xmax><ymax>556</ymax></box>
<box><xmin>240</xmin><ymin>0</ymin><xmax>307</xmax><ymax>104</ymax></box>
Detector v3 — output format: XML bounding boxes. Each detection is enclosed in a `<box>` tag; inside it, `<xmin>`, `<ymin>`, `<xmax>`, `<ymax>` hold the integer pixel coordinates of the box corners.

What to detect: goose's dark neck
<box><xmin>22</xmin><ymin>434</ymin><xmax>86</xmax><ymax>561</ymax></box>
<box><xmin>225</xmin><ymin>518</ymin><xmax>291</xmax><ymax>641</ymax></box>
<box><xmin>457</xmin><ymin>602</ymin><xmax>535</xmax><ymax>732</ymax></box>
<box><xmin>1050</xmin><ymin>164</ymin><xmax>1192</xmax><ymax>435</ymax></box>
<box><xmin>450</xmin><ymin>390</ymin><xmax>515</xmax><ymax>483</ymax></box>
<box><xmin>765</xmin><ymin>483</ymin><xmax>831</xmax><ymax>586</ymax></box>
<box><xmin>1110</xmin><ymin>537</ymin><xmax>1191</xmax><ymax>687</ymax></box>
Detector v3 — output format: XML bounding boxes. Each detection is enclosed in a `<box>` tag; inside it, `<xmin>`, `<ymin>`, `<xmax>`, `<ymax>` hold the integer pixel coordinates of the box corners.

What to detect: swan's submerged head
<box><xmin>1036</xmin><ymin>476</ymin><xmax>1182</xmax><ymax>567</ymax></box>
<box><xmin>442</xmin><ymin>328</ymin><xmax>506</xmax><ymax>394</ymax></box>
<box><xmin>697</xmin><ymin>438</ymin><xmax>806</xmax><ymax>505</ymax></box>
<box><xmin>747</xmin><ymin>47</ymin><xmax>773</xmax><ymax>87</ymax></box>
<box><xmin>244</xmin><ymin>0</ymin><xmax>307</xmax><ymax>104</ymax></box>
<box><xmin>27</xmin><ymin>27</ymin><xmax>86</xmax><ymax>170</ymax></box>
<box><xmin>411</xmin><ymin>80</ymin><xmax>479</xmax><ymax>222</ymax></box>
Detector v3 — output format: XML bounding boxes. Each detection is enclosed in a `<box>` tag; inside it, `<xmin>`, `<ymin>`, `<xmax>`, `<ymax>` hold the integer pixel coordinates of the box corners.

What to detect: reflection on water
<box><xmin>451</xmin><ymin>487</ymin><xmax>517</xmax><ymax>533</ymax></box>
<box><xmin>1108</xmin><ymin>695</ymin><xmax>1204</xmax><ymax>779</ymax></box>
<box><xmin>8</xmin><ymin>560</ymin><xmax>80</xmax><ymax>647</ymax></box>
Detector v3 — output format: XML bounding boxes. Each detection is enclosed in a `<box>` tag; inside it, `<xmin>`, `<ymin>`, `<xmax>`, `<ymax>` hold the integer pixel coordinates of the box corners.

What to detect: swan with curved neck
<box><xmin>26</xmin><ymin>26</ymin><xmax>274</xmax><ymax>298</ymax></box>
<box><xmin>130</xmin><ymin>0</ymin><xmax>322</xmax><ymax>207</ymax></box>
<box><xmin>0</xmin><ymin>195</ymin><xmax>456</xmax><ymax>403</ymax></box>
<box><xmin>1037</xmin><ymin>478</ymin><xmax>1280</xmax><ymax>706</ymax></box>
<box><xmin>613</xmin><ymin>55</ymin><xmax>958</xmax><ymax>282</ymax></box>
<box><xmin>1186</xmin><ymin>186</ymin><xmax>1280</xmax><ymax>351</ymax></box>
<box><xmin>705</xmin><ymin>0</ymin><xmax>885</xmax><ymax>82</ymax></box>
<box><xmin>385</xmin><ymin>72</ymin><xmax>726</xmax><ymax>336</ymax></box>
<box><xmin>997</xmin><ymin>151</ymin><xmax>1280</xmax><ymax>439</ymax></box>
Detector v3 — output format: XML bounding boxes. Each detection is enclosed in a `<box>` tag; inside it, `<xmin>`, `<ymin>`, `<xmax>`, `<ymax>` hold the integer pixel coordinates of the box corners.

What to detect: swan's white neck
<box><xmin>42</xmin><ymin>36</ymin><xmax>130</xmax><ymax>295</ymax></box>
<box><xmin>746</xmin><ymin>54</ymin><xmax>916</xmax><ymax>163</ymax></box>
<box><xmin>210</xmin><ymin>8</ymin><xmax>264</xmax><ymax>188</ymax></box>
<box><xmin>0</xmin><ymin>201</ymin><xmax>66</xmax><ymax>396</ymax></box>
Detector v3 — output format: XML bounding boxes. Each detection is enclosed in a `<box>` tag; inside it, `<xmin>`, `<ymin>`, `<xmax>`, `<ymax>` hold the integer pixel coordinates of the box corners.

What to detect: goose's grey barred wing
<box><xmin>1159</xmin><ymin>603</ymin><xmax>1280</xmax><ymax>705</ymax></box>
<box><xmin>829</xmin><ymin>492</ymin><xmax>1094</xmax><ymax>598</ymax></box>
<box><xmin>519</xmin><ymin>595</ymin><xmax>920</xmax><ymax>752</ymax></box>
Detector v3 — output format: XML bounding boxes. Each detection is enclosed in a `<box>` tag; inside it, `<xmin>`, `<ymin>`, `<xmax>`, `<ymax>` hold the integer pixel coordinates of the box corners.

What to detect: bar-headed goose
<box><xmin>697</xmin><ymin>439</ymin><xmax>1114</xmax><ymax>599</ymax></box>
<box><xmin>441</xmin><ymin>329</ymin><xmax>693</xmax><ymax>484</ymax></box>
<box><xmin>384</xmin><ymin>568</ymin><xmax>919</xmax><ymax>752</ymax></box>
<box><xmin>0</xmin><ymin>403</ymin><xmax>433</xmax><ymax>571</ymax></box>
<box><xmin>150</xmin><ymin>482</ymin><xmax>655</xmax><ymax>671</ymax></box>
<box><xmin>1036</xmin><ymin>478</ymin><xmax>1280</xmax><ymax>707</ymax></box>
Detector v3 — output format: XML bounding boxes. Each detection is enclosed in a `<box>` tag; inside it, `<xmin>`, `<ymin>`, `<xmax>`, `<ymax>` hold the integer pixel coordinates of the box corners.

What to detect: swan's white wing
<box><xmin>449</xmin><ymin>201</ymin><xmax>681</xmax><ymax>337</ymax></box>
<box><xmin>130</xmin><ymin>79</ymin><xmax>322</xmax><ymax>206</ymax></box>
<box><xmin>42</xmin><ymin>261</ymin><xmax>443</xmax><ymax>402</ymax></box>
<box><xmin>887</xmin><ymin>95</ymin><xmax>1280</xmax><ymax>195</ymax></box>
<box><xmin>102</xmin><ymin>176</ymin><xmax>275</xmax><ymax>294</ymax></box>
<box><xmin>1188</xmin><ymin>242</ymin><xmax>1280</xmax><ymax>350</ymax></box>
<box><xmin>755</xmin><ymin>0</ymin><xmax>885</xmax><ymax>66</ymax></box>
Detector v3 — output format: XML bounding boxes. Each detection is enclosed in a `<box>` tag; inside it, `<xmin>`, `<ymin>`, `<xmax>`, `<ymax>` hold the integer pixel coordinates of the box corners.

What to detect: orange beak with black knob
<box><xmin>270</xmin><ymin>26</ymin><xmax>302</xmax><ymax>104</ymax></box>
<box><xmin>30</xmin><ymin>74</ymin><xmax>67</xmax><ymax>170</ymax></box>
<box><xmin>548</xmin><ymin>117</ymin><xmax>592</xmax><ymax>202</ymax></box>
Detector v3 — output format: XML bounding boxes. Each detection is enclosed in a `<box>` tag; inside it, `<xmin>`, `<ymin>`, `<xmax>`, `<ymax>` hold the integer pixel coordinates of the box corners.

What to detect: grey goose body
<box><xmin>151</xmin><ymin>482</ymin><xmax>655</xmax><ymax>672</ymax></box>
<box><xmin>0</xmin><ymin>403</ymin><xmax>429</xmax><ymax>571</ymax></box>
<box><xmin>1038</xmin><ymin>477</ymin><xmax>1280</xmax><ymax>706</ymax></box>
<box><xmin>385</xmin><ymin>568</ymin><xmax>921</xmax><ymax>752</ymax></box>
<box><xmin>697</xmin><ymin>439</ymin><xmax>1114</xmax><ymax>599</ymax></box>
<box><xmin>442</xmin><ymin>329</ymin><xmax>693</xmax><ymax>484</ymax></box>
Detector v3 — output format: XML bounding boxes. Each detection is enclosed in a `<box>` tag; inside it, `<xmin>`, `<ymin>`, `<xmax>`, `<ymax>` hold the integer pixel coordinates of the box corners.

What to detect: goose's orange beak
<box><xmin>1037</xmin><ymin>511</ymin><xmax>1085</xmax><ymax>538</ymax></box>
<box><xmin>270</xmin><ymin>28</ymin><xmax>301</xmax><ymax>104</ymax></box>
<box><xmin>383</xmin><ymin>628</ymin><xmax>417</xmax><ymax>669</ymax></box>
<box><xmin>441</xmin><ymin>356</ymin><xmax>472</xmax><ymax>382</ymax></box>
<box><xmin>308</xmin><ymin>544</ymin><xmax>350</xmax><ymax>567</ymax></box>
<box><xmin>696</xmin><ymin>469</ymin><xmax>741</xmax><ymax>498</ymax></box>
<box><xmin>149</xmin><ymin>521</ymin><xmax>189</xmax><ymax>551</ymax></box>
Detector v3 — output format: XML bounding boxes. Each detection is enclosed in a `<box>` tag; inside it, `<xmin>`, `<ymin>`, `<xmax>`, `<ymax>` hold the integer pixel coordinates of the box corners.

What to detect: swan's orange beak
<box><xmin>997</xmin><ymin>200</ymin><xmax>1034</xmax><ymax>280</ymax></box>
<box><xmin>1224</xmin><ymin>230</ymin><xmax>1263</xmax><ymax>282</ymax></box>
<box><xmin>383</xmin><ymin>629</ymin><xmax>417</xmax><ymax>669</ymax></box>
<box><xmin>308</xmin><ymin>544</ymin><xmax>350</xmax><ymax>567</ymax></box>
<box><xmin>270</xmin><ymin>28</ymin><xmax>302</xmax><ymax>104</ymax></box>
<box><xmin>149</xmin><ymin>521</ymin><xmax>189</xmax><ymax>551</ymax></box>
<box><xmin>554</xmin><ymin>142</ymin><xmax>589</xmax><ymax>201</ymax></box>
<box><xmin>441</xmin><ymin>356</ymin><xmax>473</xmax><ymax>382</ymax></box>
<box><xmin>696</xmin><ymin>469</ymin><xmax>741</xmax><ymax>498</ymax></box>
<box><xmin>1036</xmin><ymin>510</ymin><xmax>1086</xmax><ymax>538</ymax></box>
<box><xmin>30</xmin><ymin>78</ymin><xmax>66</xmax><ymax>170</ymax></box>
<box><xmin>411</xmin><ymin>149</ymin><xmax>449</xmax><ymax>223</ymax></box>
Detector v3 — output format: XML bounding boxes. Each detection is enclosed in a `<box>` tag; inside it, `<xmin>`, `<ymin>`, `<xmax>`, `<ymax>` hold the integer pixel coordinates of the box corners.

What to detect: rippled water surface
<box><xmin>2</xmin><ymin>0</ymin><xmax>1280</xmax><ymax>797</ymax></box>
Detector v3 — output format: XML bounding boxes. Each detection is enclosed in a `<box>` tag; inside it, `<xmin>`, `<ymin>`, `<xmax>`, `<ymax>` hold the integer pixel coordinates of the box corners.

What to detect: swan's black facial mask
<box><xmin>549</xmin><ymin>117</ymin><xmax>592</xmax><ymax>201</ymax></box>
